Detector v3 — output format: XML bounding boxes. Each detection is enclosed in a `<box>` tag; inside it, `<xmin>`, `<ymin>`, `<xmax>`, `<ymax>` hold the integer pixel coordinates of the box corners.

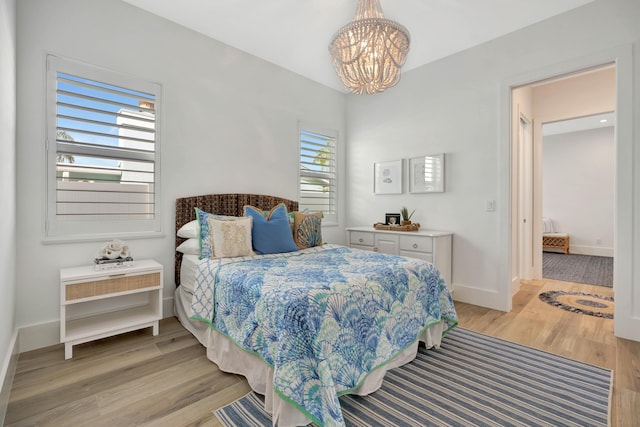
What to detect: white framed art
<box><xmin>409</xmin><ymin>154</ymin><xmax>445</xmax><ymax>193</ymax></box>
<box><xmin>374</xmin><ymin>160</ymin><xmax>402</xmax><ymax>194</ymax></box>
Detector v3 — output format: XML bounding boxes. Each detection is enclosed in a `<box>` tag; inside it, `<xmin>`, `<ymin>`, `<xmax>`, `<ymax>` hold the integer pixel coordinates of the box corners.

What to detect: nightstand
<box><xmin>60</xmin><ymin>259</ymin><xmax>163</xmax><ymax>359</ymax></box>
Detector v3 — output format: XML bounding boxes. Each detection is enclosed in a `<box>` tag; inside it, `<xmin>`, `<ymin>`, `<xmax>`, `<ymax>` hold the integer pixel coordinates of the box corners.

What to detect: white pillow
<box><xmin>177</xmin><ymin>220</ymin><xmax>199</xmax><ymax>239</ymax></box>
<box><xmin>176</xmin><ymin>238</ymin><xmax>200</xmax><ymax>255</ymax></box>
<box><xmin>207</xmin><ymin>216</ymin><xmax>255</xmax><ymax>258</ymax></box>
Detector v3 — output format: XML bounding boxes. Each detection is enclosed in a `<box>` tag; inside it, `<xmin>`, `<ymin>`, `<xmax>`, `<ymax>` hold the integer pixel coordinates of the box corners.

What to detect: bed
<box><xmin>173</xmin><ymin>193</ymin><xmax>458</xmax><ymax>426</ymax></box>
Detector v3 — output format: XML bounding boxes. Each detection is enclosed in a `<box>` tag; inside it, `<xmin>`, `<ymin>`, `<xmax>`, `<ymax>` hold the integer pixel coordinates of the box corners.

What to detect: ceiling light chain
<box><xmin>329</xmin><ymin>0</ymin><xmax>410</xmax><ymax>95</ymax></box>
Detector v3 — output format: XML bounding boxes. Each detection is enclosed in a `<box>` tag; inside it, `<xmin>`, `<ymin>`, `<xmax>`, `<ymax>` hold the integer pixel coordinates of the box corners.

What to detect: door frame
<box><xmin>517</xmin><ymin>113</ymin><xmax>533</xmax><ymax>281</ymax></box>
<box><xmin>498</xmin><ymin>45</ymin><xmax>634</xmax><ymax>341</ymax></box>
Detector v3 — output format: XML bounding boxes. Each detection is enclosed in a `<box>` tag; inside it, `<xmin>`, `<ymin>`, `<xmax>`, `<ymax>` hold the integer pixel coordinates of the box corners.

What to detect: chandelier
<box><xmin>328</xmin><ymin>0</ymin><xmax>410</xmax><ymax>95</ymax></box>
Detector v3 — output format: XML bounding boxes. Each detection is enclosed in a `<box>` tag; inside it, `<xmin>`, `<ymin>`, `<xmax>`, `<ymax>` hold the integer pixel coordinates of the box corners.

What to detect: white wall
<box><xmin>346</xmin><ymin>0</ymin><xmax>640</xmax><ymax>322</ymax></box>
<box><xmin>543</xmin><ymin>127</ymin><xmax>614</xmax><ymax>256</ymax></box>
<box><xmin>0</xmin><ymin>0</ymin><xmax>17</xmax><ymax>421</ymax></box>
<box><xmin>16</xmin><ymin>0</ymin><xmax>346</xmax><ymax>350</ymax></box>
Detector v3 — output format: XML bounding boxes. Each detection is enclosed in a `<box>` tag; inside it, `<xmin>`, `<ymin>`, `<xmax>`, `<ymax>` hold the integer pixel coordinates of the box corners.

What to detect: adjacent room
<box><xmin>542</xmin><ymin>114</ymin><xmax>615</xmax><ymax>287</ymax></box>
<box><xmin>1</xmin><ymin>0</ymin><xmax>639</xmax><ymax>425</ymax></box>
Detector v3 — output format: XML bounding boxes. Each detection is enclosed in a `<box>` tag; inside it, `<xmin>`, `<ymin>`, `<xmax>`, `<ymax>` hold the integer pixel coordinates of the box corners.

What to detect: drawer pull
<box><xmin>359</xmin><ymin>238</ymin><xmax>364</xmax><ymax>243</ymax></box>
<box><xmin>413</xmin><ymin>243</ymin><xmax>418</xmax><ymax>249</ymax></box>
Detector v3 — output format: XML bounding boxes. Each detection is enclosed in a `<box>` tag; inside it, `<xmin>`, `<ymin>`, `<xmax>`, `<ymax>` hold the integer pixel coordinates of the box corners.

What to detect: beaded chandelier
<box><xmin>329</xmin><ymin>0</ymin><xmax>410</xmax><ymax>95</ymax></box>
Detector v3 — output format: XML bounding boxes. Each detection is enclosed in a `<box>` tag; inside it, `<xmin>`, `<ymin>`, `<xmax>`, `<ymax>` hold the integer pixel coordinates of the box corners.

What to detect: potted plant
<box><xmin>400</xmin><ymin>207</ymin><xmax>415</xmax><ymax>226</ymax></box>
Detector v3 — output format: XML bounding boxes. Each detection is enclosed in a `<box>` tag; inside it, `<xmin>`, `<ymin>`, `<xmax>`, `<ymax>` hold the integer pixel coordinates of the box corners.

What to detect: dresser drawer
<box><xmin>350</xmin><ymin>231</ymin><xmax>374</xmax><ymax>247</ymax></box>
<box><xmin>399</xmin><ymin>250</ymin><xmax>433</xmax><ymax>263</ymax></box>
<box><xmin>65</xmin><ymin>272</ymin><xmax>160</xmax><ymax>301</ymax></box>
<box><xmin>399</xmin><ymin>235</ymin><xmax>433</xmax><ymax>253</ymax></box>
<box><xmin>351</xmin><ymin>244</ymin><xmax>374</xmax><ymax>252</ymax></box>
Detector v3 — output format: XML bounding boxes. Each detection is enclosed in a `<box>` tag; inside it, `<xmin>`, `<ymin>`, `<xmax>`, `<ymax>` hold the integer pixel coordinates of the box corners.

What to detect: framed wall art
<box><xmin>374</xmin><ymin>159</ymin><xmax>402</xmax><ymax>194</ymax></box>
<box><xmin>409</xmin><ymin>154</ymin><xmax>445</xmax><ymax>193</ymax></box>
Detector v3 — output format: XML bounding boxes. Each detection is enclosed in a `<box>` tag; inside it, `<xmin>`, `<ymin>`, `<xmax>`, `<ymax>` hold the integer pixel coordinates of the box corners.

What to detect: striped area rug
<box><xmin>215</xmin><ymin>328</ymin><xmax>612</xmax><ymax>427</ymax></box>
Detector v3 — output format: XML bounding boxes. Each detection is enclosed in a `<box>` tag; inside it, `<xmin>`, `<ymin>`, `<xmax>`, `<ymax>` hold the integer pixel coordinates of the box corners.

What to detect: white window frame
<box><xmin>298</xmin><ymin>123</ymin><xmax>338</xmax><ymax>225</ymax></box>
<box><xmin>45</xmin><ymin>55</ymin><xmax>162</xmax><ymax>241</ymax></box>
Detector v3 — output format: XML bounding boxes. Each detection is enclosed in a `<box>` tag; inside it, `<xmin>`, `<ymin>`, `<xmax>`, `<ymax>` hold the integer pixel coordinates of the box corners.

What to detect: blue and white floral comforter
<box><xmin>190</xmin><ymin>244</ymin><xmax>458</xmax><ymax>426</ymax></box>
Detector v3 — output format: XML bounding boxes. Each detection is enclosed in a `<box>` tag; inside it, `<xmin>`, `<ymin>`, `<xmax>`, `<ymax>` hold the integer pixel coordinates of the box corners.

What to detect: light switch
<box><xmin>486</xmin><ymin>200</ymin><xmax>496</xmax><ymax>212</ymax></box>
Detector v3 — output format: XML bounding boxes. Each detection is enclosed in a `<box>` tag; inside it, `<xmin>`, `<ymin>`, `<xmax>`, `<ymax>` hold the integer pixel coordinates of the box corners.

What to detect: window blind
<box><xmin>299</xmin><ymin>129</ymin><xmax>337</xmax><ymax>216</ymax></box>
<box><xmin>46</xmin><ymin>55</ymin><xmax>162</xmax><ymax>238</ymax></box>
<box><xmin>54</xmin><ymin>69</ymin><xmax>156</xmax><ymax>220</ymax></box>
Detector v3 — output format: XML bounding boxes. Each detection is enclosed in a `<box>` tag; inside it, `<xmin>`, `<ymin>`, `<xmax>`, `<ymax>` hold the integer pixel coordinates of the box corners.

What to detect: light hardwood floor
<box><xmin>6</xmin><ymin>279</ymin><xmax>639</xmax><ymax>426</ymax></box>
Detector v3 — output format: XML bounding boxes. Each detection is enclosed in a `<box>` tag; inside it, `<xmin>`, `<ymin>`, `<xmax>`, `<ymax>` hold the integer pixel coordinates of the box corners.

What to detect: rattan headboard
<box><xmin>174</xmin><ymin>193</ymin><xmax>298</xmax><ymax>286</ymax></box>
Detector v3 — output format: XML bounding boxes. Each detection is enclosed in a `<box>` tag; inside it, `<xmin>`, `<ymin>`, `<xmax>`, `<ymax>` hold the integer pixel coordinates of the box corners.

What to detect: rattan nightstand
<box><xmin>60</xmin><ymin>259</ymin><xmax>163</xmax><ymax>359</ymax></box>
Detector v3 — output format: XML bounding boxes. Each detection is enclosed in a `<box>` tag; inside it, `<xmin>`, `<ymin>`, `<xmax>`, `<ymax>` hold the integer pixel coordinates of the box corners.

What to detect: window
<box><xmin>46</xmin><ymin>55</ymin><xmax>161</xmax><ymax>239</ymax></box>
<box><xmin>298</xmin><ymin>124</ymin><xmax>337</xmax><ymax>223</ymax></box>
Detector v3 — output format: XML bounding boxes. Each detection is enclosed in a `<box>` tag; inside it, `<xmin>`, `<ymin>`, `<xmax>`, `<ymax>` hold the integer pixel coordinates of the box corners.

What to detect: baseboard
<box><xmin>0</xmin><ymin>329</ymin><xmax>19</xmax><ymax>425</ymax></box>
<box><xmin>511</xmin><ymin>277</ymin><xmax>521</xmax><ymax>296</ymax></box>
<box><xmin>163</xmin><ymin>295</ymin><xmax>174</xmax><ymax>319</ymax></box>
<box><xmin>614</xmin><ymin>316</ymin><xmax>640</xmax><ymax>342</ymax></box>
<box><xmin>18</xmin><ymin>320</ymin><xmax>60</xmax><ymax>353</ymax></box>
<box><xmin>452</xmin><ymin>283</ymin><xmax>509</xmax><ymax>312</ymax></box>
<box><xmin>568</xmin><ymin>246</ymin><xmax>614</xmax><ymax>257</ymax></box>
<box><xmin>17</xmin><ymin>296</ymin><xmax>176</xmax><ymax>354</ymax></box>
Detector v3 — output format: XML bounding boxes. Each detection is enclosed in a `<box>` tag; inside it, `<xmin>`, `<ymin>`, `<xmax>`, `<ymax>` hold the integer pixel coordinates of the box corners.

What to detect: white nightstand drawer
<box><xmin>400</xmin><ymin>235</ymin><xmax>433</xmax><ymax>253</ymax></box>
<box><xmin>350</xmin><ymin>231</ymin><xmax>374</xmax><ymax>246</ymax></box>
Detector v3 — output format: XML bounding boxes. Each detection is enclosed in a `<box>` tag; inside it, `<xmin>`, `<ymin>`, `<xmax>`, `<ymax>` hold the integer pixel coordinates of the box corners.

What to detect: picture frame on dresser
<box><xmin>374</xmin><ymin>159</ymin><xmax>403</xmax><ymax>194</ymax></box>
<box><xmin>409</xmin><ymin>154</ymin><xmax>445</xmax><ymax>193</ymax></box>
<box><xmin>385</xmin><ymin>213</ymin><xmax>401</xmax><ymax>226</ymax></box>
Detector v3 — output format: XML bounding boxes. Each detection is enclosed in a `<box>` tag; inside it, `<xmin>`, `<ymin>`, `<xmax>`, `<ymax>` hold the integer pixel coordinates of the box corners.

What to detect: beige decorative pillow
<box><xmin>207</xmin><ymin>216</ymin><xmax>255</xmax><ymax>258</ymax></box>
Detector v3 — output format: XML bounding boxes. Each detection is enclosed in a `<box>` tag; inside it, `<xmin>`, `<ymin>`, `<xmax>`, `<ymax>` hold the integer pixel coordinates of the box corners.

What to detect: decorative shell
<box><xmin>98</xmin><ymin>239</ymin><xmax>131</xmax><ymax>259</ymax></box>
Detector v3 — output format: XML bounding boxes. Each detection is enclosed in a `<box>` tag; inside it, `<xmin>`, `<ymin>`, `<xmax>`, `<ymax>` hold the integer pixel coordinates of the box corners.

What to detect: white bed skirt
<box><xmin>174</xmin><ymin>286</ymin><xmax>445</xmax><ymax>426</ymax></box>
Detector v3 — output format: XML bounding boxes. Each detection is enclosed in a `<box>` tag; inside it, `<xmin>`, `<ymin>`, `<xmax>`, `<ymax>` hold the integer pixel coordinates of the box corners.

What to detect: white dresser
<box><xmin>346</xmin><ymin>227</ymin><xmax>453</xmax><ymax>290</ymax></box>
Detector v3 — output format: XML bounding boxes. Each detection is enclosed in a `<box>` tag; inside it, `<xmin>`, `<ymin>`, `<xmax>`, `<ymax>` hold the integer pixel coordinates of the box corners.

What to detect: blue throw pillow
<box><xmin>244</xmin><ymin>204</ymin><xmax>299</xmax><ymax>255</ymax></box>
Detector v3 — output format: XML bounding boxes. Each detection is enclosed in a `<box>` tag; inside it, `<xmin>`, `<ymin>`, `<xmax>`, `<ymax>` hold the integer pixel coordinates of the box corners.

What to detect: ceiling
<box><xmin>122</xmin><ymin>0</ymin><xmax>594</xmax><ymax>93</ymax></box>
<box><xmin>543</xmin><ymin>112</ymin><xmax>615</xmax><ymax>136</ymax></box>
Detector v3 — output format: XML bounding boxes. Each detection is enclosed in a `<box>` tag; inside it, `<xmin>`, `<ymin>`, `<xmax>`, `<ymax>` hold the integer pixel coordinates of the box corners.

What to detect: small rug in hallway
<box><xmin>543</xmin><ymin>252</ymin><xmax>613</xmax><ymax>287</ymax></box>
<box><xmin>539</xmin><ymin>290</ymin><xmax>614</xmax><ymax>319</ymax></box>
<box><xmin>215</xmin><ymin>327</ymin><xmax>612</xmax><ymax>427</ymax></box>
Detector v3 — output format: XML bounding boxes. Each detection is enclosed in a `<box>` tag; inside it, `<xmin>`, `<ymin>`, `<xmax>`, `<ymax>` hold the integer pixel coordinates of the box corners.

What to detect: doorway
<box><xmin>502</xmin><ymin>45</ymin><xmax>636</xmax><ymax>340</ymax></box>
<box><xmin>511</xmin><ymin>64</ymin><xmax>616</xmax><ymax>291</ymax></box>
